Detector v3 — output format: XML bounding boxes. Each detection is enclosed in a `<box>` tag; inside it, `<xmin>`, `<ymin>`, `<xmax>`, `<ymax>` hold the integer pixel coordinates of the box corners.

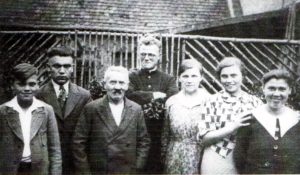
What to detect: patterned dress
<box><xmin>161</xmin><ymin>90</ymin><xmax>210</xmax><ymax>174</ymax></box>
<box><xmin>200</xmin><ymin>90</ymin><xmax>262</xmax><ymax>174</ymax></box>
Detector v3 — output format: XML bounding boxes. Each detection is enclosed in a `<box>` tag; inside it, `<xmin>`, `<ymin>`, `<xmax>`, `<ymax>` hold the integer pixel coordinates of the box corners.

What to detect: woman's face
<box><xmin>263</xmin><ymin>78</ymin><xmax>291</xmax><ymax>111</ymax></box>
<box><xmin>179</xmin><ymin>68</ymin><xmax>202</xmax><ymax>94</ymax></box>
<box><xmin>220</xmin><ymin>65</ymin><xmax>243</xmax><ymax>95</ymax></box>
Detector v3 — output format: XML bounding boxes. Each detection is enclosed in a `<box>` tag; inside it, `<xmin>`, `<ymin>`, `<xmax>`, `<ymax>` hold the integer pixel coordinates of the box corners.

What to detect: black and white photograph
<box><xmin>0</xmin><ymin>0</ymin><xmax>299</xmax><ymax>174</ymax></box>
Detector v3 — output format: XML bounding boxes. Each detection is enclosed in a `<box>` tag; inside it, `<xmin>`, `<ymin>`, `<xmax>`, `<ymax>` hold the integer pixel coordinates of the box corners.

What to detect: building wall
<box><xmin>240</xmin><ymin>0</ymin><xmax>296</xmax><ymax>15</ymax></box>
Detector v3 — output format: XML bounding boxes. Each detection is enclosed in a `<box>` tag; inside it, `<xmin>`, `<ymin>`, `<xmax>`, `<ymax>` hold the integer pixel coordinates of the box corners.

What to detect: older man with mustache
<box><xmin>72</xmin><ymin>66</ymin><xmax>150</xmax><ymax>174</ymax></box>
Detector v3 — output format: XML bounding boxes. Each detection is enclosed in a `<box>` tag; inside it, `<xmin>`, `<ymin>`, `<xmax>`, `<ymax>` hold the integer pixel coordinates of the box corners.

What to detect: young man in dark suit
<box><xmin>0</xmin><ymin>63</ymin><xmax>61</xmax><ymax>174</ymax></box>
<box><xmin>72</xmin><ymin>66</ymin><xmax>150</xmax><ymax>174</ymax></box>
<box><xmin>36</xmin><ymin>47</ymin><xmax>91</xmax><ymax>174</ymax></box>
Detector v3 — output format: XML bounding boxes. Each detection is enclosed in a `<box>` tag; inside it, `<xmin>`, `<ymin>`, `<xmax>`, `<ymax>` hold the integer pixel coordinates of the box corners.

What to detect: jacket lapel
<box><xmin>4</xmin><ymin>107</ymin><xmax>24</xmax><ymax>141</ymax></box>
<box><xmin>96</xmin><ymin>96</ymin><xmax>119</xmax><ymax>133</ymax></box>
<box><xmin>117</xmin><ymin>98</ymin><xmax>134</xmax><ymax>133</ymax></box>
<box><xmin>41</xmin><ymin>82</ymin><xmax>63</xmax><ymax>119</ymax></box>
<box><xmin>30</xmin><ymin>107</ymin><xmax>45</xmax><ymax>140</ymax></box>
<box><xmin>64</xmin><ymin>83</ymin><xmax>80</xmax><ymax>118</ymax></box>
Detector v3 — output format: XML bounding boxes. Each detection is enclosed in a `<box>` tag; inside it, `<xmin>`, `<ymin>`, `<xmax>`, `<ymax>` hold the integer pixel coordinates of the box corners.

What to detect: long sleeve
<box><xmin>72</xmin><ymin>107</ymin><xmax>92</xmax><ymax>175</ymax></box>
<box><xmin>234</xmin><ymin>125</ymin><xmax>252</xmax><ymax>174</ymax></box>
<box><xmin>161</xmin><ymin>107</ymin><xmax>171</xmax><ymax>164</ymax></box>
<box><xmin>127</xmin><ymin>78</ymin><xmax>154</xmax><ymax>105</ymax></box>
<box><xmin>164</xmin><ymin>76</ymin><xmax>178</xmax><ymax>98</ymax></box>
<box><xmin>136</xmin><ymin>110</ymin><xmax>151</xmax><ymax>171</ymax></box>
<box><xmin>47</xmin><ymin>106</ymin><xmax>62</xmax><ymax>175</ymax></box>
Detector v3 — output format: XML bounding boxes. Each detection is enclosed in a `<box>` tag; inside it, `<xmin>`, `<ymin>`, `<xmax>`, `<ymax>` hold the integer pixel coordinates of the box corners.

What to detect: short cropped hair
<box><xmin>104</xmin><ymin>66</ymin><xmax>129</xmax><ymax>83</ymax></box>
<box><xmin>261</xmin><ymin>69</ymin><xmax>293</xmax><ymax>87</ymax></box>
<box><xmin>216</xmin><ymin>57</ymin><xmax>245</xmax><ymax>79</ymax></box>
<box><xmin>11</xmin><ymin>63</ymin><xmax>38</xmax><ymax>83</ymax></box>
<box><xmin>179</xmin><ymin>59</ymin><xmax>203</xmax><ymax>75</ymax></box>
<box><xmin>47</xmin><ymin>46</ymin><xmax>74</xmax><ymax>59</ymax></box>
<box><xmin>139</xmin><ymin>34</ymin><xmax>161</xmax><ymax>48</ymax></box>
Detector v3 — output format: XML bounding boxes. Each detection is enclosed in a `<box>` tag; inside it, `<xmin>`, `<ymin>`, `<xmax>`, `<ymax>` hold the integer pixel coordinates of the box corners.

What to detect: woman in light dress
<box><xmin>200</xmin><ymin>57</ymin><xmax>262</xmax><ymax>174</ymax></box>
<box><xmin>161</xmin><ymin>59</ymin><xmax>210</xmax><ymax>174</ymax></box>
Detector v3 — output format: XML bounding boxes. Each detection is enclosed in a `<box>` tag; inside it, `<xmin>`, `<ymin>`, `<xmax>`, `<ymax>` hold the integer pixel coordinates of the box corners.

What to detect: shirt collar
<box><xmin>4</xmin><ymin>96</ymin><xmax>44</xmax><ymax>113</ymax></box>
<box><xmin>253</xmin><ymin>105</ymin><xmax>299</xmax><ymax>138</ymax></box>
<box><xmin>141</xmin><ymin>67</ymin><xmax>158</xmax><ymax>75</ymax></box>
<box><xmin>219</xmin><ymin>90</ymin><xmax>248</xmax><ymax>104</ymax></box>
<box><xmin>51</xmin><ymin>80</ymin><xmax>69</xmax><ymax>97</ymax></box>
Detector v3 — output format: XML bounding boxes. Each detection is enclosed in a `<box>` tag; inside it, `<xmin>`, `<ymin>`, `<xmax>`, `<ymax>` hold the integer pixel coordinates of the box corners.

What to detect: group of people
<box><xmin>0</xmin><ymin>35</ymin><xmax>300</xmax><ymax>175</ymax></box>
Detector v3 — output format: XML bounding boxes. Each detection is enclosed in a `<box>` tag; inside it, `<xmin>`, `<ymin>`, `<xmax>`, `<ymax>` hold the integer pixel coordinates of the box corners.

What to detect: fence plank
<box><xmin>229</xmin><ymin>42</ymin><xmax>264</xmax><ymax>76</ymax></box>
<box><xmin>240</xmin><ymin>43</ymin><xmax>269</xmax><ymax>71</ymax></box>
<box><xmin>170</xmin><ymin>35</ymin><xmax>174</xmax><ymax>75</ymax></box>
<box><xmin>125</xmin><ymin>34</ymin><xmax>128</xmax><ymax>67</ymax></box>
<box><xmin>88</xmin><ymin>31</ymin><xmax>92</xmax><ymax>83</ymax></box>
<box><xmin>176</xmin><ymin>37</ymin><xmax>181</xmax><ymax>80</ymax></box>
<box><xmin>131</xmin><ymin>36</ymin><xmax>135</xmax><ymax>68</ymax></box>
<box><xmin>260</xmin><ymin>43</ymin><xmax>296</xmax><ymax>74</ymax></box>
<box><xmin>272</xmin><ymin>44</ymin><xmax>297</xmax><ymax>65</ymax></box>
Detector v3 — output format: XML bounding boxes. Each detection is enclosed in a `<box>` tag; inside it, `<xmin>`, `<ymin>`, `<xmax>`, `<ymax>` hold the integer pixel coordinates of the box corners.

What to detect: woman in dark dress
<box><xmin>234</xmin><ymin>69</ymin><xmax>300</xmax><ymax>174</ymax></box>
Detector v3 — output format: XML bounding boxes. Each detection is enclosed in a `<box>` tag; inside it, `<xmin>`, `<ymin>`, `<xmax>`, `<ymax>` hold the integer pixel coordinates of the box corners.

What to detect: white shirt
<box><xmin>4</xmin><ymin>97</ymin><xmax>44</xmax><ymax>162</ymax></box>
<box><xmin>51</xmin><ymin>80</ymin><xmax>69</xmax><ymax>98</ymax></box>
<box><xmin>109</xmin><ymin>101</ymin><xmax>124</xmax><ymax>126</ymax></box>
<box><xmin>253</xmin><ymin>105</ymin><xmax>299</xmax><ymax>138</ymax></box>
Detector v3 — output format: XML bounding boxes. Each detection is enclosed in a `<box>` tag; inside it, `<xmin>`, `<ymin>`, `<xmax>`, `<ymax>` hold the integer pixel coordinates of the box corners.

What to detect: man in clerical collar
<box><xmin>36</xmin><ymin>46</ymin><xmax>91</xmax><ymax>174</ymax></box>
<box><xmin>126</xmin><ymin>35</ymin><xmax>178</xmax><ymax>173</ymax></box>
<box><xmin>0</xmin><ymin>63</ymin><xmax>61</xmax><ymax>174</ymax></box>
<box><xmin>72</xmin><ymin>66</ymin><xmax>150</xmax><ymax>174</ymax></box>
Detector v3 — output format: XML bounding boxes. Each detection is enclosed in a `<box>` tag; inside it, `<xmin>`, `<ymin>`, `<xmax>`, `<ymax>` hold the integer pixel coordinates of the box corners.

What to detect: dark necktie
<box><xmin>275</xmin><ymin>118</ymin><xmax>281</xmax><ymax>140</ymax></box>
<box><xmin>58</xmin><ymin>85</ymin><xmax>67</xmax><ymax>110</ymax></box>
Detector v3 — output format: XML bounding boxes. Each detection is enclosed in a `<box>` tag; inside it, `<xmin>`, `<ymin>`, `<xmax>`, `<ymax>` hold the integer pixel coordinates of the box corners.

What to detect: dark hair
<box><xmin>262</xmin><ymin>69</ymin><xmax>293</xmax><ymax>87</ymax></box>
<box><xmin>11</xmin><ymin>63</ymin><xmax>38</xmax><ymax>83</ymax></box>
<box><xmin>216</xmin><ymin>57</ymin><xmax>245</xmax><ymax>79</ymax></box>
<box><xmin>179</xmin><ymin>59</ymin><xmax>203</xmax><ymax>75</ymax></box>
<box><xmin>47</xmin><ymin>46</ymin><xmax>74</xmax><ymax>58</ymax></box>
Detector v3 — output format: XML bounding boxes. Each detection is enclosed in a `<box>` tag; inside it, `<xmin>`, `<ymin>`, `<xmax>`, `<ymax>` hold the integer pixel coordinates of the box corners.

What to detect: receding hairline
<box><xmin>104</xmin><ymin>66</ymin><xmax>129</xmax><ymax>82</ymax></box>
<box><xmin>48</xmin><ymin>55</ymin><xmax>74</xmax><ymax>63</ymax></box>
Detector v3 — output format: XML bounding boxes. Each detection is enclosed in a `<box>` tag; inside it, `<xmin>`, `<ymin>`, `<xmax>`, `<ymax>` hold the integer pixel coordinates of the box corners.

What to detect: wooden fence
<box><xmin>0</xmin><ymin>31</ymin><xmax>299</xmax><ymax>94</ymax></box>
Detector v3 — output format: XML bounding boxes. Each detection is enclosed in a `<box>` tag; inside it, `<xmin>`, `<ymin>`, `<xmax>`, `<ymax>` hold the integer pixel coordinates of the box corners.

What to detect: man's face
<box><xmin>48</xmin><ymin>56</ymin><xmax>73</xmax><ymax>85</ymax></box>
<box><xmin>104</xmin><ymin>71</ymin><xmax>129</xmax><ymax>103</ymax></box>
<box><xmin>139</xmin><ymin>44</ymin><xmax>159</xmax><ymax>70</ymax></box>
<box><xmin>13</xmin><ymin>75</ymin><xmax>39</xmax><ymax>104</ymax></box>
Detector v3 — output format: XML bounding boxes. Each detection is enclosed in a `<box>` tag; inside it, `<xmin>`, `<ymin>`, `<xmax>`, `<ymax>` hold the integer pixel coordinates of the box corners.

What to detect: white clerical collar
<box><xmin>51</xmin><ymin>80</ymin><xmax>69</xmax><ymax>97</ymax></box>
<box><xmin>253</xmin><ymin>105</ymin><xmax>299</xmax><ymax>138</ymax></box>
<box><xmin>4</xmin><ymin>96</ymin><xmax>44</xmax><ymax>113</ymax></box>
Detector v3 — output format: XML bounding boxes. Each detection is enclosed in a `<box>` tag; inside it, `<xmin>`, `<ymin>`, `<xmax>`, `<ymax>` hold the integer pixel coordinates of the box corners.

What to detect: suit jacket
<box><xmin>72</xmin><ymin>96</ymin><xmax>150</xmax><ymax>174</ymax></box>
<box><xmin>0</xmin><ymin>99</ymin><xmax>61</xmax><ymax>175</ymax></box>
<box><xmin>36</xmin><ymin>81</ymin><xmax>91</xmax><ymax>173</ymax></box>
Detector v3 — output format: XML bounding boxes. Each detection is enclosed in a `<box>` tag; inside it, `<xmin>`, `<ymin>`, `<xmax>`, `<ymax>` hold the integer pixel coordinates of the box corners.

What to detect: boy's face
<box><xmin>12</xmin><ymin>75</ymin><xmax>39</xmax><ymax>104</ymax></box>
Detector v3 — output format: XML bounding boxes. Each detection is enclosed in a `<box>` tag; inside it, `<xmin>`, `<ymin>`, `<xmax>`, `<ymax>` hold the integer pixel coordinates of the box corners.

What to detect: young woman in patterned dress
<box><xmin>200</xmin><ymin>57</ymin><xmax>262</xmax><ymax>174</ymax></box>
<box><xmin>161</xmin><ymin>59</ymin><xmax>210</xmax><ymax>174</ymax></box>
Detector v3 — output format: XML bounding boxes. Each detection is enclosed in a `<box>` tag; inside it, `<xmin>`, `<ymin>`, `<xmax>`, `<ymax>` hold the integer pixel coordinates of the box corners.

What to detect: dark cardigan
<box><xmin>234</xmin><ymin>117</ymin><xmax>300</xmax><ymax>174</ymax></box>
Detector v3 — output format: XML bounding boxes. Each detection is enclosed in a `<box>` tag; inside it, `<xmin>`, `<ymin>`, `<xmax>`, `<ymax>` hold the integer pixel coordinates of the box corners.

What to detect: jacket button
<box><xmin>273</xmin><ymin>145</ymin><xmax>278</xmax><ymax>150</ymax></box>
<box><xmin>148</xmin><ymin>85</ymin><xmax>151</xmax><ymax>89</ymax></box>
<box><xmin>274</xmin><ymin>136</ymin><xmax>279</xmax><ymax>140</ymax></box>
<box><xmin>148</xmin><ymin>76</ymin><xmax>151</xmax><ymax>79</ymax></box>
<box><xmin>264</xmin><ymin>161</ymin><xmax>270</xmax><ymax>167</ymax></box>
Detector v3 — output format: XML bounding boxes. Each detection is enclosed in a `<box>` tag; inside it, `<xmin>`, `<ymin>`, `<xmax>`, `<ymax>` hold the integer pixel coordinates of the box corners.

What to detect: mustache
<box><xmin>112</xmin><ymin>89</ymin><xmax>123</xmax><ymax>94</ymax></box>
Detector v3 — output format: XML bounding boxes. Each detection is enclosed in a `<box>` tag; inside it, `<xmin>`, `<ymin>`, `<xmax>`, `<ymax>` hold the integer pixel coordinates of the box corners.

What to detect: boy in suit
<box><xmin>0</xmin><ymin>63</ymin><xmax>61</xmax><ymax>174</ymax></box>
